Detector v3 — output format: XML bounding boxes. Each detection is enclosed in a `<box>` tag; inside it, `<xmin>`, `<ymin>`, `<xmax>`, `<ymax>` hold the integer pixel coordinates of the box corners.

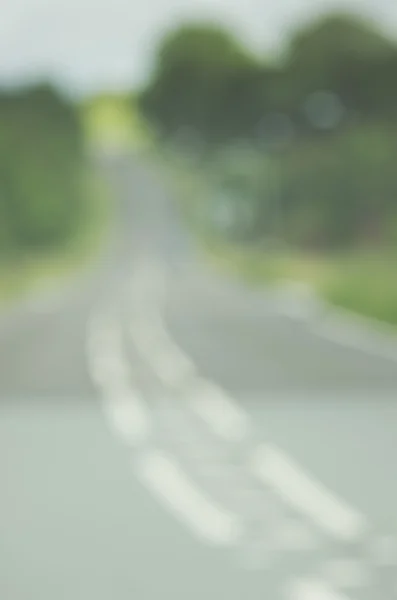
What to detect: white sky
<box><xmin>1</xmin><ymin>0</ymin><xmax>397</xmax><ymax>94</ymax></box>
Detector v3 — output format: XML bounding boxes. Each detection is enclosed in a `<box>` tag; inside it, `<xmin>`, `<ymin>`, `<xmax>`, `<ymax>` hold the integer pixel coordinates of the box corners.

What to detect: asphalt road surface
<box><xmin>2</xmin><ymin>154</ymin><xmax>397</xmax><ymax>600</ymax></box>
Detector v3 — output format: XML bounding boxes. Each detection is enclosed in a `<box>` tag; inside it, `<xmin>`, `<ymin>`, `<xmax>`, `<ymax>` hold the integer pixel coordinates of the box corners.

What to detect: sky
<box><xmin>1</xmin><ymin>0</ymin><xmax>397</xmax><ymax>95</ymax></box>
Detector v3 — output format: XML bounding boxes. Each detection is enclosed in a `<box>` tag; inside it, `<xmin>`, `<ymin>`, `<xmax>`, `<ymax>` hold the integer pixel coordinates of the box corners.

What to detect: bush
<box><xmin>0</xmin><ymin>84</ymin><xmax>85</xmax><ymax>259</ymax></box>
<box><xmin>279</xmin><ymin>123</ymin><xmax>397</xmax><ymax>250</ymax></box>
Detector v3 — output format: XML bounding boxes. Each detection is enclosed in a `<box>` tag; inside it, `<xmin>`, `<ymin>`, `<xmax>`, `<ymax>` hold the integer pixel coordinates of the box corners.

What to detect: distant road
<box><xmin>1</xmin><ymin>153</ymin><xmax>397</xmax><ymax>600</ymax></box>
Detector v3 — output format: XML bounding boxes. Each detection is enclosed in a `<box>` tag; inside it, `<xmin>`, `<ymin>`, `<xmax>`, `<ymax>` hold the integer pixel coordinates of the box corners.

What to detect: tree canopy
<box><xmin>138</xmin><ymin>12</ymin><xmax>397</xmax><ymax>251</ymax></box>
<box><xmin>139</xmin><ymin>12</ymin><xmax>397</xmax><ymax>145</ymax></box>
<box><xmin>0</xmin><ymin>83</ymin><xmax>85</xmax><ymax>258</ymax></box>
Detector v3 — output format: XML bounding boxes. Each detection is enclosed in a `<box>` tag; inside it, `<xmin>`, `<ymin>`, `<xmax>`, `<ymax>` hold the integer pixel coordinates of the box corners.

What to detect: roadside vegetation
<box><xmin>0</xmin><ymin>84</ymin><xmax>111</xmax><ymax>305</ymax></box>
<box><xmin>134</xmin><ymin>12</ymin><xmax>397</xmax><ymax>326</ymax></box>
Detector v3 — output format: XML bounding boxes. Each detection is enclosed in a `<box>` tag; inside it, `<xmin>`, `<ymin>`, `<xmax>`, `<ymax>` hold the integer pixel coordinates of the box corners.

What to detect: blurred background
<box><xmin>1</xmin><ymin>0</ymin><xmax>397</xmax><ymax>321</ymax></box>
<box><xmin>3</xmin><ymin>3</ymin><xmax>397</xmax><ymax>599</ymax></box>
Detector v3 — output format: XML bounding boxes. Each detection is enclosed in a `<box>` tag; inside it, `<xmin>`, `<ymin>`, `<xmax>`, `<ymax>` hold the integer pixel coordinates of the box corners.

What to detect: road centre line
<box><xmin>88</xmin><ymin>309</ymin><xmax>152</xmax><ymax>444</ymax></box>
<box><xmin>288</xmin><ymin>578</ymin><xmax>351</xmax><ymax>600</ymax></box>
<box><xmin>129</xmin><ymin>264</ymin><xmax>251</xmax><ymax>439</ymax></box>
<box><xmin>128</xmin><ymin>262</ymin><xmax>373</xmax><ymax>545</ymax></box>
<box><xmin>251</xmin><ymin>444</ymin><xmax>367</xmax><ymax>541</ymax></box>
<box><xmin>102</xmin><ymin>386</ymin><xmax>149</xmax><ymax>445</ymax></box>
<box><xmin>129</xmin><ymin>315</ymin><xmax>250</xmax><ymax>440</ymax></box>
<box><xmin>135</xmin><ymin>449</ymin><xmax>242</xmax><ymax>546</ymax></box>
<box><xmin>188</xmin><ymin>380</ymin><xmax>250</xmax><ymax>441</ymax></box>
<box><xmin>130</xmin><ymin>316</ymin><xmax>194</xmax><ymax>387</ymax></box>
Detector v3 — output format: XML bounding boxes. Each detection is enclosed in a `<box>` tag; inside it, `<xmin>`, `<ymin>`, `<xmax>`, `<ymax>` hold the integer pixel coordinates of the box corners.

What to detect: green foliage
<box><xmin>321</xmin><ymin>253</ymin><xmax>397</xmax><ymax>325</ymax></box>
<box><xmin>139</xmin><ymin>12</ymin><xmax>397</xmax><ymax>145</ymax></box>
<box><xmin>279</xmin><ymin>123</ymin><xmax>397</xmax><ymax>249</ymax></box>
<box><xmin>140</xmin><ymin>12</ymin><xmax>397</xmax><ymax>251</ymax></box>
<box><xmin>0</xmin><ymin>83</ymin><xmax>85</xmax><ymax>260</ymax></box>
<box><xmin>140</xmin><ymin>12</ymin><xmax>397</xmax><ymax>324</ymax></box>
<box><xmin>284</xmin><ymin>13</ymin><xmax>397</xmax><ymax>123</ymax></box>
<box><xmin>139</xmin><ymin>22</ymin><xmax>265</xmax><ymax>144</ymax></box>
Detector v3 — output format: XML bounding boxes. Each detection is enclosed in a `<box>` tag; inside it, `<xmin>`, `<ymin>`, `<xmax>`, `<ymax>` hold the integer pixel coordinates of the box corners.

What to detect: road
<box><xmin>1</xmin><ymin>153</ymin><xmax>397</xmax><ymax>600</ymax></box>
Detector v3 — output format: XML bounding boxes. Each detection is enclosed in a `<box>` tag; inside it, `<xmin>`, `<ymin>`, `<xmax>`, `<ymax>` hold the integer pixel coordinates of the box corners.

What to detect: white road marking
<box><xmin>126</xmin><ymin>260</ymin><xmax>379</xmax><ymax>564</ymax></box>
<box><xmin>288</xmin><ymin>578</ymin><xmax>351</xmax><ymax>600</ymax></box>
<box><xmin>152</xmin><ymin>311</ymin><xmax>195</xmax><ymax>377</ymax></box>
<box><xmin>135</xmin><ymin>449</ymin><xmax>242</xmax><ymax>546</ymax></box>
<box><xmin>129</xmin><ymin>264</ymin><xmax>250</xmax><ymax>441</ymax></box>
<box><xmin>103</xmin><ymin>385</ymin><xmax>150</xmax><ymax>444</ymax></box>
<box><xmin>130</xmin><ymin>308</ymin><xmax>194</xmax><ymax>387</ymax></box>
<box><xmin>189</xmin><ymin>380</ymin><xmax>250</xmax><ymax>441</ymax></box>
<box><xmin>270</xmin><ymin>279</ymin><xmax>397</xmax><ymax>362</ymax></box>
<box><xmin>323</xmin><ymin>558</ymin><xmax>370</xmax><ymax>589</ymax></box>
<box><xmin>311</xmin><ymin>311</ymin><xmax>397</xmax><ymax>363</ymax></box>
<box><xmin>251</xmin><ymin>445</ymin><xmax>367</xmax><ymax>541</ymax></box>
<box><xmin>87</xmin><ymin>310</ymin><xmax>152</xmax><ymax>445</ymax></box>
<box><xmin>315</xmin><ymin>317</ymin><xmax>387</xmax><ymax>355</ymax></box>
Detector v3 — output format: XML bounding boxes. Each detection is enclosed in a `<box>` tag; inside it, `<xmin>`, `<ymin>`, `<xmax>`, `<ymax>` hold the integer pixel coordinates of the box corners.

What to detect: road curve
<box><xmin>1</xmin><ymin>153</ymin><xmax>397</xmax><ymax>600</ymax></box>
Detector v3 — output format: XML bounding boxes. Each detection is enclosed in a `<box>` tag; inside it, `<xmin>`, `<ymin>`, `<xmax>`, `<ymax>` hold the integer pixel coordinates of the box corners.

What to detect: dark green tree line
<box><xmin>140</xmin><ymin>13</ymin><xmax>397</xmax><ymax>142</ymax></box>
<box><xmin>0</xmin><ymin>83</ymin><xmax>85</xmax><ymax>259</ymax></box>
<box><xmin>139</xmin><ymin>12</ymin><xmax>397</xmax><ymax>250</ymax></box>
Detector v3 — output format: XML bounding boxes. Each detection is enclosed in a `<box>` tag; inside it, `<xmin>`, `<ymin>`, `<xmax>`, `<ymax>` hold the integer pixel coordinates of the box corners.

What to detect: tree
<box><xmin>139</xmin><ymin>22</ymin><xmax>262</xmax><ymax>145</ymax></box>
<box><xmin>0</xmin><ymin>83</ymin><xmax>84</xmax><ymax>254</ymax></box>
<box><xmin>284</xmin><ymin>13</ymin><xmax>397</xmax><ymax>120</ymax></box>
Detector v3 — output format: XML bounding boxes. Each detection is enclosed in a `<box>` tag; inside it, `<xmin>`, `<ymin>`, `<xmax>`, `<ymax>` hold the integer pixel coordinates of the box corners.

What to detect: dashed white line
<box><xmin>277</xmin><ymin>519</ymin><xmax>318</xmax><ymax>552</ymax></box>
<box><xmin>129</xmin><ymin>266</ymin><xmax>249</xmax><ymax>441</ymax></box>
<box><xmin>89</xmin><ymin>262</ymin><xmax>380</xmax><ymax>583</ymax></box>
<box><xmin>250</xmin><ymin>444</ymin><xmax>367</xmax><ymax>541</ymax></box>
<box><xmin>87</xmin><ymin>310</ymin><xmax>152</xmax><ymax>445</ymax></box>
<box><xmin>288</xmin><ymin>578</ymin><xmax>351</xmax><ymax>600</ymax></box>
<box><xmin>103</xmin><ymin>385</ymin><xmax>150</xmax><ymax>445</ymax></box>
<box><xmin>126</xmin><ymin>261</ymin><xmax>376</xmax><ymax>558</ymax></box>
<box><xmin>130</xmin><ymin>302</ymin><xmax>195</xmax><ymax>387</ymax></box>
<box><xmin>135</xmin><ymin>449</ymin><xmax>243</xmax><ymax>546</ymax></box>
<box><xmin>189</xmin><ymin>380</ymin><xmax>250</xmax><ymax>441</ymax></box>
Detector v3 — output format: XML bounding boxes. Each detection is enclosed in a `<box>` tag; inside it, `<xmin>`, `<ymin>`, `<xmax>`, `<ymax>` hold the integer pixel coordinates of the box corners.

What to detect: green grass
<box><xmin>0</xmin><ymin>172</ymin><xmax>111</xmax><ymax>307</ymax></box>
<box><xmin>208</xmin><ymin>241</ymin><xmax>397</xmax><ymax>327</ymax></box>
<box><xmin>321</xmin><ymin>253</ymin><xmax>397</xmax><ymax>326</ymax></box>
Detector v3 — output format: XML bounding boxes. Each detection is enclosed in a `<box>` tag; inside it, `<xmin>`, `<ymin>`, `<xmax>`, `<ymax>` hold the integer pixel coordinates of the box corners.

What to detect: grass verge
<box><xmin>207</xmin><ymin>237</ymin><xmax>397</xmax><ymax>327</ymax></box>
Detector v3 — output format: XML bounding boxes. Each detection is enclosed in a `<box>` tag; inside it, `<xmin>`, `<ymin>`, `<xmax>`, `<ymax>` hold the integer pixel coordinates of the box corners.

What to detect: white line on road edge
<box><xmin>288</xmin><ymin>578</ymin><xmax>351</xmax><ymax>600</ymax></box>
<box><xmin>189</xmin><ymin>380</ymin><xmax>250</xmax><ymax>441</ymax></box>
<box><xmin>135</xmin><ymin>449</ymin><xmax>242</xmax><ymax>546</ymax></box>
<box><xmin>251</xmin><ymin>444</ymin><xmax>367</xmax><ymax>541</ymax></box>
<box><xmin>272</xmin><ymin>279</ymin><xmax>397</xmax><ymax>362</ymax></box>
<box><xmin>313</xmin><ymin>313</ymin><xmax>397</xmax><ymax>362</ymax></box>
